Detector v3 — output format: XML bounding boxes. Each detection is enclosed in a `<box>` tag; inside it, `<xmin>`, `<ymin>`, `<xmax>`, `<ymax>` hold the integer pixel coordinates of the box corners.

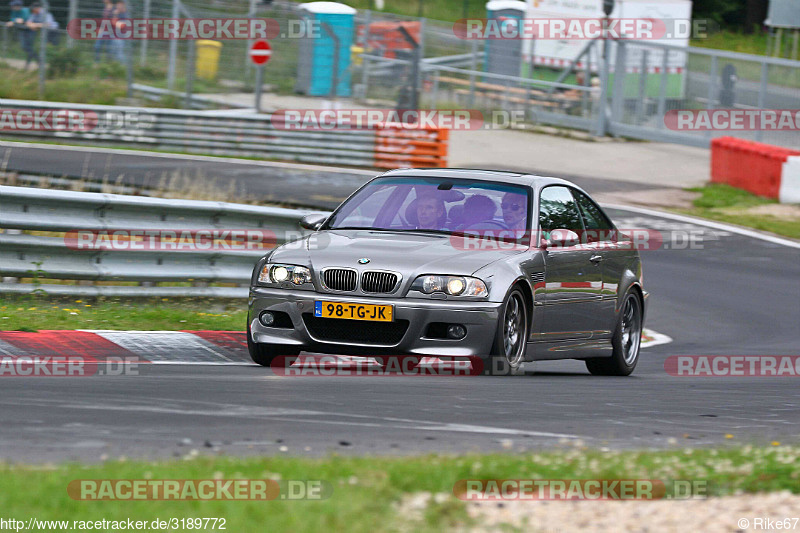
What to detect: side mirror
<box><xmin>299</xmin><ymin>213</ymin><xmax>327</xmax><ymax>231</ymax></box>
<box><xmin>547</xmin><ymin>228</ymin><xmax>580</xmax><ymax>248</ymax></box>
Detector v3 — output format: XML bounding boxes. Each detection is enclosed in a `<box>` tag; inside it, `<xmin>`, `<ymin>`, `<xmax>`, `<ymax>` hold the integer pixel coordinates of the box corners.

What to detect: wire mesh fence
<box><xmin>608</xmin><ymin>40</ymin><xmax>800</xmax><ymax>148</ymax></box>
<box><xmin>0</xmin><ymin>1</ymin><xmax>798</xmax><ymax>149</ymax></box>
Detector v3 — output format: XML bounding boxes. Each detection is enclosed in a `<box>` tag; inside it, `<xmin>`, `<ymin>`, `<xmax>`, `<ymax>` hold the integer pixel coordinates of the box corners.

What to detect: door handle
<box><xmin>589</xmin><ymin>254</ymin><xmax>603</xmax><ymax>263</ymax></box>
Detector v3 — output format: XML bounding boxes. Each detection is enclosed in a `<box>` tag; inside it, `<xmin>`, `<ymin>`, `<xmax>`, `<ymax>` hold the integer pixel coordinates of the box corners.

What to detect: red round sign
<box><xmin>249</xmin><ymin>40</ymin><xmax>272</xmax><ymax>66</ymax></box>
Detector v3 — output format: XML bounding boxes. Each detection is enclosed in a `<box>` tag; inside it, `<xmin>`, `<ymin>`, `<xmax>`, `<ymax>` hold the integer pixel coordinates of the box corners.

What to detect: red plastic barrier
<box><xmin>711</xmin><ymin>137</ymin><xmax>800</xmax><ymax>199</ymax></box>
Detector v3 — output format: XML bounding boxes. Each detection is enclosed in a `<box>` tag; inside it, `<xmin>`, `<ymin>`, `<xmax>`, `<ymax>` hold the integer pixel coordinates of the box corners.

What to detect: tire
<box><xmin>375</xmin><ymin>355</ymin><xmax>421</xmax><ymax>372</ymax></box>
<box><xmin>485</xmin><ymin>287</ymin><xmax>528</xmax><ymax>376</ymax></box>
<box><xmin>585</xmin><ymin>290</ymin><xmax>643</xmax><ymax>376</ymax></box>
<box><xmin>247</xmin><ymin>323</ymin><xmax>300</xmax><ymax>367</ymax></box>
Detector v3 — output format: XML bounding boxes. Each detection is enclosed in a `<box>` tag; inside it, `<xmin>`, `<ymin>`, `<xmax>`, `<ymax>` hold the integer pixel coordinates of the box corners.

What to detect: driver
<box><xmin>416</xmin><ymin>193</ymin><xmax>446</xmax><ymax>230</ymax></box>
<box><xmin>501</xmin><ymin>192</ymin><xmax>529</xmax><ymax>242</ymax></box>
<box><xmin>501</xmin><ymin>192</ymin><xmax>527</xmax><ymax>229</ymax></box>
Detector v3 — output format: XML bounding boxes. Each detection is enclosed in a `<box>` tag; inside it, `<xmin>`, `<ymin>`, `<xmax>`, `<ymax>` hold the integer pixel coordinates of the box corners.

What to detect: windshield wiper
<box><xmin>331</xmin><ymin>227</ymin><xmax>451</xmax><ymax>236</ymax></box>
<box><xmin>384</xmin><ymin>229</ymin><xmax>451</xmax><ymax>236</ymax></box>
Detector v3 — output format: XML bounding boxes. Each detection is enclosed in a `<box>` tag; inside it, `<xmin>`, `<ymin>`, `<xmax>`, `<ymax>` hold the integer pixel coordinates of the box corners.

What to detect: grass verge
<box><xmin>0</xmin><ymin>295</ymin><xmax>245</xmax><ymax>331</ymax></box>
<box><xmin>679</xmin><ymin>183</ymin><xmax>800</xmax><ymax>240</ymax></box>
<box><xmin>2</xmin><ymin>446</ymin><xmax>798</xmax><ymax>531</ymax></box>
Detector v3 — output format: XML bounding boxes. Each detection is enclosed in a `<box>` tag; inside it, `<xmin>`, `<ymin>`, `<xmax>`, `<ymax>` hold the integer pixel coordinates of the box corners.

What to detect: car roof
<box><xmin>379</xmin><ymin>167</ymin><xmax>579</xmax><ymax>190</ymax></box>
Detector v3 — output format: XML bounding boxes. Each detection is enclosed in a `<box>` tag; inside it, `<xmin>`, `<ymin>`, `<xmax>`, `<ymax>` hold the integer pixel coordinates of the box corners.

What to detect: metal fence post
<box><xmin>595</xmin><ymin>33</ymin><xmax>612</xmax><ymax>136</ymax></box>
<box><xmin>127</xmin><ymin>36</ymin><xmax>134</xmax><ymax>98</ymax></box>
<box><xmin>636</xmin><ymin>50</ymin><xmax>648</xmax><ymax>125</ymax></box>
<box><xmin>140</xmin><ymin>0</ymin><xmax>151</xmax><ymax>66</ymax></box>
<box><xmin>756</xmin><ymin>61</ymin><xmax>768</xmax><ymax>142</ymax></box>
<box><xmin>245</xmin><ymin>0</ymin><xmax>257</xmax><ymax>80</ymax></box>
<box><xmin>38</xmin><ymin>26</ymin><xmax>47</xmax><ymax>99</ymax></box>
<box><xmin>167</xmin><ymin>0</ymin><xmax>179</xmax><ymax>91</ymax></box>
<box><xmin>656</xmin><ymin>49</ymin><xmax>669</xmax><ymax>129</ymax></box>
<box><xmin>359</xmin><ymin>9</ymin><xmax>371</xmax><ymax>101</ymax></box>
<box><xmin>468</xmin><ymin>38</ymin><xmax>478</xmax><ymax>108</ymax></box>
<box><xmin>706</xmin><ymin>55</ymin><xmax>717</xmax><ymax>110</ymax></box>
<box><xmin>185</xmin><ymin>39</ymin><xmax>196</xmax><ymax>109</ymax></box>
<box><xmin>610</xmin><ymin>40</ymin><xmax>628</xmax><ymax>130</ymax></box>
<box><xmin>398</xmin><ymin>25</ymin><xmax>420</xmax><ymax>110</ymax></box>
<box><xmin>321</xmin><ymin>22</ymin><xmax>340</xmax><ymax>100</ymax></box>
<box><xmin>67</xmin><ymin>0</ymin><xmax>77</xmax><ymax>48</ymax></box>
<box><xmin>431</xmin><ymin>69</ymin><xmax>440</xmax><ymax>109</ymax></box>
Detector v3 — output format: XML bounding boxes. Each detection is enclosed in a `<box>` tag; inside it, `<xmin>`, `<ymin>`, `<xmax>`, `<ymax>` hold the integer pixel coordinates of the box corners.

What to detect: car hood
<box><xmin>270</xmin><ymin>229</ymin><xmax>524</xmax><ymax>277</ymax></box>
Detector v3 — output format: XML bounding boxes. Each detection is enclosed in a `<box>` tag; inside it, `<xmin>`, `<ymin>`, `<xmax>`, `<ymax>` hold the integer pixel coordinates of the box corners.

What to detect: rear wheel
<box><xmin>485</xmin><ymin>287</ymin><xmax>528</xmax><ymax>376</ymax></box>
<box><xmin>585</xmin><ymin>291</ymin><xmax>642</xmax><ymax>376</ymax></box>
<box><xmin>247</xmin><ymin>324</ymin><xmax>300</xmax><ymax>367</ymax></box>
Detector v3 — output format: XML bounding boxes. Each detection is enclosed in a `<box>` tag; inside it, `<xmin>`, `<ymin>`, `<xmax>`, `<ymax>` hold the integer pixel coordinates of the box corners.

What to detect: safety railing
<box><xmin>0</xmin><ymin>185</ymin><xmax>329</xmax><ymax>298</ymax></box>
<box><xmin>0</xmin><ymin>99</ymin><xmax>449</xmax><ymax>168</ymax></box>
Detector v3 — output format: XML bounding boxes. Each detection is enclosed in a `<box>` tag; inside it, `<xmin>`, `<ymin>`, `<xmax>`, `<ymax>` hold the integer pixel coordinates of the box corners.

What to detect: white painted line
<box><xmin>602</xmin><ymin>203</ymin><xmax>800</xmax><ymax>249</ymax></box>
<box><xmin>0</xmin><ymin>140</ymin><xmax>377</xmax><ymax>176</ymax></box>
<box><xmin>0</xmin><ymin>339</ymin><xmax>25</xmax><ymax>356</ymax></box>
<box><xmin>85</xmin><ymin>331</ymin><xmax>233</xmax><ymax>363</ymax></box>
<box><xmin>641</xmin><ymin>328</ymin><xmax>673</xmax><ymax>348</ymax></box>
<box><xmin>146</xmin><ymin>361</ymin><xmax>254</xmax><ymax>366</ymax></box>
<box><xmin>415</xmin><ymin>422</ymin><xmax>578</xmax><ymax>439</ymax></box>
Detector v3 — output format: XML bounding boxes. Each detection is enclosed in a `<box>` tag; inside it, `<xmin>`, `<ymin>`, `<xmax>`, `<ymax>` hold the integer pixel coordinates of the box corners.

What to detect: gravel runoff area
<box><xmin>401</xmin><ymin>491</ymin><xmax>800</xmax><ymax>532</ymax></box>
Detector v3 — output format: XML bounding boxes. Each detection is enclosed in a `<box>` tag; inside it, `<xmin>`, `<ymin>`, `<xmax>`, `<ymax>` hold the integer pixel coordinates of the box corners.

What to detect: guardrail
<box><xmin>0</xmin><ymin>185</ymin><xmax>328</xmax><ymax>298</ymax></box>
<box><xmin>0</xmin><ymin>100</ymin><xmax>449</xmax><ymax>168</ymax></box>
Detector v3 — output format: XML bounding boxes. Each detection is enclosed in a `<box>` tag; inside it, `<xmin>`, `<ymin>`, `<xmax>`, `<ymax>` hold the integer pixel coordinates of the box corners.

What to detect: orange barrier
<box><xmin>357</xmin><ymin>21</ymin><xmax>421</xmax><ymax>59</ymax></box>
<box><xmin>374</xmin><ymin>124</ymin><xmax>448</xmax><ymax>169</ymax></box>
<box><xmin>711</xmin><ymin>137</ymin><xmax>800</xmax><ymax>199</ymax></box>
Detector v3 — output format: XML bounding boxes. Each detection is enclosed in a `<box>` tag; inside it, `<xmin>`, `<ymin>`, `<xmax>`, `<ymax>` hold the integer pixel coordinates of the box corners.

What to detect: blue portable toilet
<box><xmin>484</xmin><ymin>0</ymin><xmax>526</xmax><ymax>78</ymax></box>
<box><xmin>295</xmin><ymin>2</ymin><xmax>356</xmax><ymax>97</ymax></box>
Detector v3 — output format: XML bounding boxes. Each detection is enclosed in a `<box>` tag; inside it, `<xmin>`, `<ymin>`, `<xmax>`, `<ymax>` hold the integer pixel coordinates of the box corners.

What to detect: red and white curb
<box><xmin>0</xmin><ymin>328</ymin><xmax>672</xmax><ymax>366</ymax></box>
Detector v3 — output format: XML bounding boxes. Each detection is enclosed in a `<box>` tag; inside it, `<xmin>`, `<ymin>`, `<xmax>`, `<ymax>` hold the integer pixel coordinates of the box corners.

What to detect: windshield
<box><xmin>325</xmin><ymin>177</ymin><xmax>530</xmax><ymax>240</ymax></box>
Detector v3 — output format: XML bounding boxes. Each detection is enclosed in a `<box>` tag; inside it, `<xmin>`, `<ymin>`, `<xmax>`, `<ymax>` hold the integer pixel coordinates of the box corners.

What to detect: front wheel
<box><xmin>247</xmin><ymin>324</ymin><xmax>300</xmax><ymax>367</ymax></box>
<box><xmin>485</xmin><ymin>287</ymin><xmax>528</xmax><ymax>376</ymax></box>
<box><xmin>585</xmin><ymin>291</ymin><xmax>643</xmax><ymax>376</ymax></box>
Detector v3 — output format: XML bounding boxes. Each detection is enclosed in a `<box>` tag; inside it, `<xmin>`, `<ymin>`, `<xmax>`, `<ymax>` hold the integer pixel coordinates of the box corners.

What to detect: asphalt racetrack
<box><xmin>0</xmin><ymin>144</ymin><xmax>798</xmax><ymax>463</ymax></box>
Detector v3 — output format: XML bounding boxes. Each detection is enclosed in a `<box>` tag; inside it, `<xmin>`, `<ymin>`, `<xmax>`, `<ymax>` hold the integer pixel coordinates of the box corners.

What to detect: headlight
<box><xmin>258</xmin><ymin>264</ymin><xmax>312</xmax><ymax>286</ymax></box>
<box><xmin>411</xmin><ymin>275</ymin><xmax>488</xmax><ymax>297</ymax></box>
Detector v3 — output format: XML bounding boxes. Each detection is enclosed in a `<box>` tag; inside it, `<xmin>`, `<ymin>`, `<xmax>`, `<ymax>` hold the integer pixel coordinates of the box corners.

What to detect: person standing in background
<box><xmin>110</xmin><ymin>1</ymin><xmax>129</xmax><ymax>63</ymax></box>
<box><xmin>26</xmin><ymin>2</ymin><xmax>60</xmax><ymax>48</ymax></box>
<box><xmin>94</xmin><ymin>0</ymin><xmax>114</xmax><ymax>62</ymax></box>
<box><xmin>6</xmin><ymin>0</ymin><xmax>33</xmax><ymax>68</ymax></box>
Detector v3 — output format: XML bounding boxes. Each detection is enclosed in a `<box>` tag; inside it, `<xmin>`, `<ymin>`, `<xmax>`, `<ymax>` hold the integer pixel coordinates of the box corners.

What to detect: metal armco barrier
<box><xmin>711</xmin><ymin>137</ymin><xmax>800</xmax><ymax>203</ymax></box>
<box><xmin>0</xmin><ymin>185</ymin><xmax>328</xmax><ymax>297</ymax></box>
<box><xmin>0</xmin><ymin>100</ymin><xmax>448</xmax><ymax>168</ymax></box>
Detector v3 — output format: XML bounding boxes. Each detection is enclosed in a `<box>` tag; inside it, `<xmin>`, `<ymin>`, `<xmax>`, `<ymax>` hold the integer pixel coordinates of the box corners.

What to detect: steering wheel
<box><xmin>463</xmin><ymin>220</ymin><xmax>509</xmax><ymax>232</ymax></box>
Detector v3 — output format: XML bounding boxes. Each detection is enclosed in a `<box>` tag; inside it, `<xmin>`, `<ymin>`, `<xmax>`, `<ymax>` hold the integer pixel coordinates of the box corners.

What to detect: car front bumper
<box><xmin>248</xmin><ymin>287</ymin><xmax>502</xmax><ymax>357</ymax></box>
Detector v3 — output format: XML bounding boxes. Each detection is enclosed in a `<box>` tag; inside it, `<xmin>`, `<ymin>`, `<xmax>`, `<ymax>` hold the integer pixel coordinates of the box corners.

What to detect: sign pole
<box><xmin>248</xmin><ymin>40</ymin><xmax>272</xmax><ymax>113</ymax></box>
<box><xmin>255</xmin><ymin>65</ymin><xmax>264</xmax><ymax>113</ymax></box>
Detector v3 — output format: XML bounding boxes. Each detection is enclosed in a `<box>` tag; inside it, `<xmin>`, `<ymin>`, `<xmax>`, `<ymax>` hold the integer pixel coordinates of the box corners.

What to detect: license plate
<box><xmin>314</xmin><ymin>301</ymin><xmax>393</xmax><ymax>322</ymax></box>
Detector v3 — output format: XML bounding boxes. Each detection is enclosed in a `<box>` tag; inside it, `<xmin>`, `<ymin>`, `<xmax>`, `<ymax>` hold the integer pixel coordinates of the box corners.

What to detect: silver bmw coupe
<box><xmin>248</xmin><ymin>168</ymin><xmax>647</xmax><ymax>376</ymax></box>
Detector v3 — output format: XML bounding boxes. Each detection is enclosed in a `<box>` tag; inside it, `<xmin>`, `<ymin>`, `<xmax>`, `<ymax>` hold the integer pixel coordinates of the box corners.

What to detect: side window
<box><xmin>538</xmin><ymin>186</ymin><xmax>584</xmax><ymax>239</ymax></box>
<box><xmin>572</xmin><ymin>189</ymin><xmax>614</xmax><ymax>242</ymax></box>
